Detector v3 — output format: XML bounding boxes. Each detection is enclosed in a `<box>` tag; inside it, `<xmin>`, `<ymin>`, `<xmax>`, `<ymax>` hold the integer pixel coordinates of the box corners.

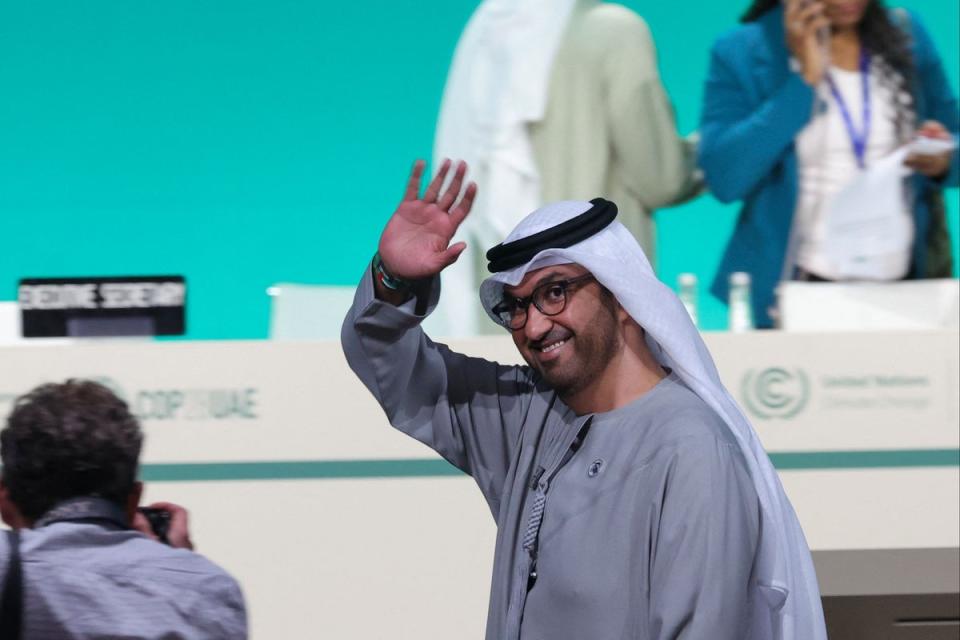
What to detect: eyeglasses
<box><xmin>491</xmin><ymin>274</ymin><xmax>596</xmax><ymax>330</ymax></box>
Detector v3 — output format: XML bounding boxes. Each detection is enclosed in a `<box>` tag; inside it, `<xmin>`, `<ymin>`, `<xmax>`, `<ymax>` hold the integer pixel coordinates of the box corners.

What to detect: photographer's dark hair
<box><xmin>1</xmin><ymin>380</ymin><xmax>143</xmax><ymax>521</ymax></box>
<box><xmin>741</xmin><ymin>0</ymin><xmax>916</xmax><ymax>141</ymax></box>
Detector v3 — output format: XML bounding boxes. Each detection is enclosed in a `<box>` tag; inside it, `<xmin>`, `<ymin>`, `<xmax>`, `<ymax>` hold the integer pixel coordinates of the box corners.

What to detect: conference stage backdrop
<box><xmin>1</xmin><ymin>0</ymin><xmax>957</xmax><ymax>338</ymax></box>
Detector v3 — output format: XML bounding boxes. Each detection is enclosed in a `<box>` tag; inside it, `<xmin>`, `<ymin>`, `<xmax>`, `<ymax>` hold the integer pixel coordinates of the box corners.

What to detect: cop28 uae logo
<box><xmin>741</xmin><ymin>368</ymin><xmax>810</xmax><ymax>419</ymax></box>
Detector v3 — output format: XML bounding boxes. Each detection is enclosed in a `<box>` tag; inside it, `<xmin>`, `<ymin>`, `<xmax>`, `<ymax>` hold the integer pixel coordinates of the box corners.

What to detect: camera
<box><xmin>137</xmin><ymin>507</ymin><xmax>172</xmax><ymax>545</ymax></box>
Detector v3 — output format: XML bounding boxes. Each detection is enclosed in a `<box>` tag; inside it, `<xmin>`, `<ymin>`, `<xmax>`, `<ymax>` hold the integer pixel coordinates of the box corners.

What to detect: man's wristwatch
<box><xmin>372</xmin><ymin>252</ymin><xmax>414</xmax><ymax>292</ymax></box>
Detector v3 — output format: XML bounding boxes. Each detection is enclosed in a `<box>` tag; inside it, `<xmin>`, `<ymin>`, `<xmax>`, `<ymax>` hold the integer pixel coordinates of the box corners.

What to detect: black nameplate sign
<box><xmin>18</xmin><ymin>276</ymin><xmax>186</xmax><ymax>337</ymax></box>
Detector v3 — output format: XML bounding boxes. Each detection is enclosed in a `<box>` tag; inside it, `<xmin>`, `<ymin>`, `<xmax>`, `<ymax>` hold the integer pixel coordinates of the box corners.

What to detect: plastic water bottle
<box><xmin>677</xmin><ymin>273</ymin><xmax>698</xmax><ymax>327</ymax></box>
<box><xmin>728</xmin><ymin>272</ymin><xmax>754</xmax><ymax>332</ymax></box>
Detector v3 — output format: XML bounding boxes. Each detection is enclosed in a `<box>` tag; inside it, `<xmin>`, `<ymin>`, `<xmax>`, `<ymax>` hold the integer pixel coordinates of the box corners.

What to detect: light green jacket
<box><xmin>530</xmin><ymin>1</ymin><xmax>700</xmax><ymax>268</ymax></box>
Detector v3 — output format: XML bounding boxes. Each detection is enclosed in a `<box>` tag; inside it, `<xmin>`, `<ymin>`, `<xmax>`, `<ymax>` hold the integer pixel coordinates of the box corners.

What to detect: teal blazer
<box><xmin>699</xmin><ymin>6</ymin><xmax>959</xmax><ymax>327</ymax></box>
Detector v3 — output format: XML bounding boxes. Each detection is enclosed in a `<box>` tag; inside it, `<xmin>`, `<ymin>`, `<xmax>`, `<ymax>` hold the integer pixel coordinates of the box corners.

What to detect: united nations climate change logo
<box><xmin>741</xmin><ymin>368</ymin><xmax>810</xmax><ymax>419</ymax></box>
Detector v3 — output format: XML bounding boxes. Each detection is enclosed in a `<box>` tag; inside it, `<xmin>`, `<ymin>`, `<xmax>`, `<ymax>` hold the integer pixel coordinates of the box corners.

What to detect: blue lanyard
<box><xmin>825</xmin><ymin>49</ymin><xmax>872</xmax><ymax>169</ymax></box>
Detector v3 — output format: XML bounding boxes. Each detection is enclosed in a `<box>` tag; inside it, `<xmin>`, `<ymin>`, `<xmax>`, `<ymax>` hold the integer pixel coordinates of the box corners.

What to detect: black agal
<box><xmin>485</xmin><ymin>198</ymin><xmax>618</xmax><ymax>273</ymax></box>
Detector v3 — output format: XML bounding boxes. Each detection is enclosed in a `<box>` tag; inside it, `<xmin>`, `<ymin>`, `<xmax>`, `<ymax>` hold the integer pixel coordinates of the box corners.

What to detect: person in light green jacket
<box><xmin>432</xmin><ymin>0</ymin><xmax>701</xmax><ymax>337</ymax></box>
<box><xmin>530</xmin><ymin>1</ymin><xmax>702</xmax><ymax>268</ymax></box>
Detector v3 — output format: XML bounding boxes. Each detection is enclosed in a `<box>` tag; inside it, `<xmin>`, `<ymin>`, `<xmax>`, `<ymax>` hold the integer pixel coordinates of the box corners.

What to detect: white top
<box><xmin>794</xmin><ymin>62</ymin><xmax>913</xmax><ymax>280</ymax></box>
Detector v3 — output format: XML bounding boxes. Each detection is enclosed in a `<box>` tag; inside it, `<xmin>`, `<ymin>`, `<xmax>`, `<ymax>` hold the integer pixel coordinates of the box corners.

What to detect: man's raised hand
<box><xmin>378</xmin><ymin>159</ymin><xmax>477</xmax><ymax>280</ymax></box>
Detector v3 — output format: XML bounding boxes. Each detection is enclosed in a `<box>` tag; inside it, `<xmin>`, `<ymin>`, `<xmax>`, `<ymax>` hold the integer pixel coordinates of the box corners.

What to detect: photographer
<box><xmin>0</xmin><ymin>380</ymin><xmax>246</xmax><ymax>639</ymax></box>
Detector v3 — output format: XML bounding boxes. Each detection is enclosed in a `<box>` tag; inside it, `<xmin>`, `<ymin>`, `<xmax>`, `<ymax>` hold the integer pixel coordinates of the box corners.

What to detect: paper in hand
<box><xmin>906</xmin><ymin>135</ymin><xmax>957</xmax><ymax>157</ymax></box>
<box><xmin>821</xmin><ymin>147</ymin><xmax>913</xmax><ymax>276</ymax></box>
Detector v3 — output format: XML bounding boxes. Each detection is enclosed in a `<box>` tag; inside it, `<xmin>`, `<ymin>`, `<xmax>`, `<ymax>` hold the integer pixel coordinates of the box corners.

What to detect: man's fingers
<box><xmin>132</xmin><ymin>512</ymin><xmax>159</xmax><ymax>540</ymax></box>
<box><xmin>439</xmin><ymin>241</ymin><xmax>467</xmax><ymax>268</ymax></box>
<box><xmin>449</xmin><ymin>182</ymin><xmax>477</xmax><ymax>229</ymax></box>
<box><xmin>423</xmin><ymin>159</ymin><xmax>451</xmax><ymax>204</ymax></box>
<box><xmin>146</xmin><ymin>502</ymin><xmax>189</xmax><ymax>532</ymax></box>
<box><xmin>147</xmin><ymin>501</ymin><xmax>194</xmax><ymax>550</ymax></box>
<box><xmin>437</xmin><ymin>161</ymin><xmax>467</xmax><ymax>211</ymax></box>
<box><xmin>403</xmin><ymin>160</ymin><xmax>426</xmax><ymax>202</ymax></box>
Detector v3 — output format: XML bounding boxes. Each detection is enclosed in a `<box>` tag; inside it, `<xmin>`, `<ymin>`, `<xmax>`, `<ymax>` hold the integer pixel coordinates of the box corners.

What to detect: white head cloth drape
<box><xmin>480</xmin><ymin>200</ymin><xmax>828</xmax><ymax>640</ymax></box>
<box><xmin>428</xmin><ymin>0</ymin><xmax>577</xmax><ymax>337</ymax></box>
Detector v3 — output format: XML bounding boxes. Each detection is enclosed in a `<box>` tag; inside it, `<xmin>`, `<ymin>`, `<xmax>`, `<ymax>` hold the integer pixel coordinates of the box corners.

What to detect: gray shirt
<box><xmin>0</xmin><ymin>520</ymin><xmax>247</xmax><ymax>639</ymax></box>
<box><xmin>342</xmin><ymin>272</ymin><xmax>760</xmax><ymax>640</ymax></box>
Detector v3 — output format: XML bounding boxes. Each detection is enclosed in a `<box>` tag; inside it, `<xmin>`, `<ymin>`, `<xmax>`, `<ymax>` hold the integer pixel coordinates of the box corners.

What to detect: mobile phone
<box><xmin>137</xmin><ymin>507</ymin><xmax>172</xmax><ymax>545</ymax></box>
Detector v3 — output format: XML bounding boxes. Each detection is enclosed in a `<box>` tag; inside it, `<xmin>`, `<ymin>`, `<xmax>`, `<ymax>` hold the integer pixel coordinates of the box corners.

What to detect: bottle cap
<box><xmin>678</xmin><ymin>273</ymin><xmax>697</xmax><ymax>287</ymax></box>
<box><xmin>729</xmin><ymin>271</ymin><xmax>751</xmax><ymax>286</ymax></box>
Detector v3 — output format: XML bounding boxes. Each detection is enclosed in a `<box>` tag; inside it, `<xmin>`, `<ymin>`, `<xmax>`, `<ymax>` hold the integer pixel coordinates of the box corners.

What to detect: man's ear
<box><xmin>612</xmin><ymin>297</ymin><xmax>636</xmax><ymax>330</ymax></box>
<box><xmin>599</xmin><ymin>286</ymin><xmax>629</xmax><ymax>323</ymax></box>
<box><xmin>126</xmin><ymin>480</ymin><xmax>144</xmax><ymax>525</ymax></box>
<box><xmin>0</xmin><ymin>479</ymin><xmax>28</xmax><ymax>530</ymax></box>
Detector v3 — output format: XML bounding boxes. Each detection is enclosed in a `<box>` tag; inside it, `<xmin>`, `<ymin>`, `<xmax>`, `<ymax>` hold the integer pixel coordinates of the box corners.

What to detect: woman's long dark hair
<box><xmin>741</xmin><ymin>0</ymin><xmax>917</xmax><ymax>141</ymax></box>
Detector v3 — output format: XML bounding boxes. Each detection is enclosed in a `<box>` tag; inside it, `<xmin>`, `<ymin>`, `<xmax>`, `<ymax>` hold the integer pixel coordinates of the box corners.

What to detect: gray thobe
<box><xmin>342</xmin><ymin>272</ymin><xmax>760</xmax><ymax>640</ymax></box>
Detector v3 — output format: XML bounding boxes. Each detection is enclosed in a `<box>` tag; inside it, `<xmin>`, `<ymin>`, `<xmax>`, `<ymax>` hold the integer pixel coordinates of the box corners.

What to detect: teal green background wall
<box><xmin>1</xmin><ymin>0</ymin><xmax>957</xmax><ymax>338</ymax></box>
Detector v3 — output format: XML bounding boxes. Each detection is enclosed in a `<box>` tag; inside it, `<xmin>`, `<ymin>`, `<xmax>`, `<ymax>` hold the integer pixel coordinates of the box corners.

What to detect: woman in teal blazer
<box><xmin>699</xmin><ymin>0</ymin><xmax>958</xmax><ymax>327</ymax></box>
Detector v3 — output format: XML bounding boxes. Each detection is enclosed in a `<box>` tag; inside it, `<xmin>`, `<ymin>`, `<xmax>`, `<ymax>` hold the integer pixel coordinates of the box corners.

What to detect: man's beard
<box><xmin>535</xmin><ymin>298</ymin><xmax>621</xmax><ymax>398</ymax></box>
